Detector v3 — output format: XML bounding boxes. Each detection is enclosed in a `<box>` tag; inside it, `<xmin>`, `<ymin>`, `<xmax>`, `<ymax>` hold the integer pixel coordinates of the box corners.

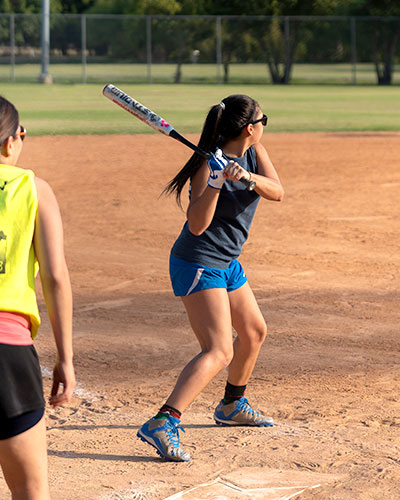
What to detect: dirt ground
<box><xmin>1</xmin><ymin>132</ymin><xmax>399</xmax><ymax>499</ymax></box>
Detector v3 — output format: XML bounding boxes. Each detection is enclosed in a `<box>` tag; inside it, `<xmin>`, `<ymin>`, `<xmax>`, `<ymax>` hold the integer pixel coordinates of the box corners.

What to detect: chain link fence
<box><xmin>0</xmin><ymin>13</ymin><xmax>399</xmax><ymax>84</ymax></box>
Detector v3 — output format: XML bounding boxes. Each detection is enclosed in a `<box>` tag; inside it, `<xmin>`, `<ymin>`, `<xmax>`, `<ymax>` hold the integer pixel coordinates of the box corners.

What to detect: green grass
<box><xmin>1</xmin><ymin>82</ymin><xmax>399</xmax><ymax>135</ymax></box>
<box><xmin>1</xmin><ymin>62</ymin><xmax>399</xmax><ymax>85</ymax></box>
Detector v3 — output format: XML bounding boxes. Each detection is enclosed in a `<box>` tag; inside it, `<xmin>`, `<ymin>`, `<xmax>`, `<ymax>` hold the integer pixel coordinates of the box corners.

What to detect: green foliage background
<box><xmin>1</xmin><ymin>0</ymin><xmax>399</xmax><ymax>85</ymax></box>
<box><xmin>1</xmin><ymin>0</ymin><xmax>399</xmax><ymax>16</ymax></box>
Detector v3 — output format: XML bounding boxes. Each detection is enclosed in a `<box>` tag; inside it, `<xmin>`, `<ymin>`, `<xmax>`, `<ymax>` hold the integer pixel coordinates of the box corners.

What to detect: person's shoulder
<box><xmin>252</xmin><ymin>143</ymin><xmax>267</xmax><ymax>155</ymax></box>
<box><xmin>246</xmin><ymin>144</ymin><xmax>260</xmax><ymax>163</ymax></box>
<box><xmin>34</xmin><ymin>176</ymin><xmax>51</xmax><ymax>192</ymax></box>
<box><xmin>34</xmin><ymin>176</ymin><xmax>57</xmax><ymax>204</ymax></box>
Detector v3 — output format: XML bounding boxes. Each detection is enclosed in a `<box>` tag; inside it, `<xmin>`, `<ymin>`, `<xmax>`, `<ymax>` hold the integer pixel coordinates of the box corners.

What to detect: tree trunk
<box><xmin>372</xmin><ymin>21</ymin><xmax>400</xmax><ymax>86</ymax></box>
<box><xmin>223</xmin><ymin>61</ymin><xmax>229</xmax><ymax>83</ymax></box>
<box><xmin>174</xmin><ymin>62</ymin><xmax>182</xmax><ymax>83</ymax></box>
<box><xmin>263</xmin><ymin>22</ymin><xmax>298</xmax><ymax>85</ymax></box>
<box><xmin>263</xmin><ymin>37</ymin><xmax>283</xmax><ymax>84</ymax></box>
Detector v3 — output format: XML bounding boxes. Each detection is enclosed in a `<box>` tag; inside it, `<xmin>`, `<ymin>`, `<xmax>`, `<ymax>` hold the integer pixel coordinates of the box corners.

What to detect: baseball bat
<box><xmin>102</xmin><ymin>84</ymin><xmax>256</xmax><ymax>191</ymax></box>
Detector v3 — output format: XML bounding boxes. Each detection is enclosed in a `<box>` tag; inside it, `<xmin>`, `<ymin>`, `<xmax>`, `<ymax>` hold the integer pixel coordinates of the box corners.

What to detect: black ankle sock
<box><xmin>223</xmin><ymin>382</ymin><xmax>247</xmax><ymax>404</ymax></box>
<box><xmin>155</xmin><ymin>404</ymin><xmax>182</xmax><ymax>420</ymax></box>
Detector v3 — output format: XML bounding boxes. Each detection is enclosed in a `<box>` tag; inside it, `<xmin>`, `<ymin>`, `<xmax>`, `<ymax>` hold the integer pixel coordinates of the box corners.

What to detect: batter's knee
<box><xmin>247</xmin><ymin>321</ymin><xmax>268</xmax><ymax>346</ymax></box>
<box><xmin>209</xmin><ymin>346</ymin><xmax>234</xmax><ymax>371</ymax></box>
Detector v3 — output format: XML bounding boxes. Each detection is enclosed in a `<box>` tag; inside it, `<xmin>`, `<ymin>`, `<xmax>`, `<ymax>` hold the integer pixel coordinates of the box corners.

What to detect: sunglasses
<box><xmin>14</xmin><ymin>125</ymin><xmax>26</xmax><ymax>141</ymax></box>
<box><xmin>249</xmin><ymin>114</ymin><xmax>268</xmax><ymax>127</ymax></box>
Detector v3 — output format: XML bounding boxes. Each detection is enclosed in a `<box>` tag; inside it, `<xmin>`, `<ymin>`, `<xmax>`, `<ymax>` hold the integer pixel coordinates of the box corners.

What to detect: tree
<box><xmin>335</xmin><ymin>0</ymin><xmax>400</xmax><ymax>85</ymax></box>
<box><xmin>88</xmin><ymin>0</ymin><xmax>181</xmax><ymax>15</ymax></box>
<box><xmin>0</xmin><ymin>0</ymin><xmax>41</xmax><ymax>12</ymax></box>
<box><xmin>58</xmin><ymin>0</ymin><xmax>96</xmax><ymax>13</ymax></box>
<box><xmin>206</xmin><ymin>0</ymin><xmax>273</xmax><ymax>83</ymax></box>
<box><xmin>257</xmin><ymin>0</ymin><xmax>340</xmax><ymax>84</ymax></box>
<box><xmin>205</xmin><ymin>0</ymin><xmax>341</xmax><ymax>84</ymax></box>
<box><xmin>0</xmin><ymin>0</ymin><xmax>97</xmax><ymax>13</ymax></box>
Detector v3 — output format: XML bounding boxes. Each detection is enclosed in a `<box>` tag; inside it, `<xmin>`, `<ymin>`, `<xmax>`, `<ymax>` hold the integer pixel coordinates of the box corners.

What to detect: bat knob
<box><xmin>240</xmin><ymin>178</ymin><xmax>256</xmax><ymax>191</ymax></box>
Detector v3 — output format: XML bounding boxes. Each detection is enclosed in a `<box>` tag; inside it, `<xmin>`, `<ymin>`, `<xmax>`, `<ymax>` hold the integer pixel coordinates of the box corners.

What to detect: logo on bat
<box><xmin>107</xmin><ymin>85</ymin><xmax>151</xmax><ymax>118</ymax></box>
<box><xmin>104</xmin><ymin>84</ymin><xmax>175</xmax><ymax>136</ymax></box>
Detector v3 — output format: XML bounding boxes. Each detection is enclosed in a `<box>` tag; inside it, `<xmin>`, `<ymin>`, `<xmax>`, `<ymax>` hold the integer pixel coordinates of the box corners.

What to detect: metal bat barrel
<box><xmin>103</xmin><ymin>84</ymin><xmax>174</xmax><ymax>136</ymax></box>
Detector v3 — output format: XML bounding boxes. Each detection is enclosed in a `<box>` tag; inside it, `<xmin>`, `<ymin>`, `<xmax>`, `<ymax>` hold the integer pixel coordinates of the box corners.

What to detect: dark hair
<box><xmin>163</xmin><ymin>94</ymin><xmax>258</xmax><ymax>206</ymax></box>
<box><xmin>0</xmin><ymin>96</ymin><xmax>19</xmax><ymax>146</ymax></box>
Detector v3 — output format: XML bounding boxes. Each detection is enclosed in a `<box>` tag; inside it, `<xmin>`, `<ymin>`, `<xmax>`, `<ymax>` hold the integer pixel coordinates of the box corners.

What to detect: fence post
<box><xmin>39</xmin><ymin>0</ymin><xmax>52</xmax><ymax>83</ymax></box>
<box><xmin>81</xmin><ymin>14</ymin><xmax>87</xmax><ymax>84</ymax></box>
<box><xmin>350</xmin><ymin>17</ymin><xmax>357</xmax><ymax>85</ymax></box>
<box><xmin>10</xmin><ymin>14</ymin><xmax>15</xmax><ymax>82</ymax></box>
<box><xmin>146</xmin><ymin>15</ymin><xmax>152</xmax><ymax>84</ymax></box>
<box><xmin>216</xmin><ymin>16</ymin><xmax>222</xmax><ymax>84</ymax></box>
<box><xmin>284</xmin><ymin>16</ymin><xmax>290</xmax><ymax>84</ymax></box>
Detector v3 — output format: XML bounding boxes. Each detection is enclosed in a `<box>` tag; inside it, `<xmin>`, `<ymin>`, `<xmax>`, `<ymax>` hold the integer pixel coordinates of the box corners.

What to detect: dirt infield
<box><xmin>1</xmin><ymin>132</ymin><xmax>399</xmax><ymax>499</ymax></box>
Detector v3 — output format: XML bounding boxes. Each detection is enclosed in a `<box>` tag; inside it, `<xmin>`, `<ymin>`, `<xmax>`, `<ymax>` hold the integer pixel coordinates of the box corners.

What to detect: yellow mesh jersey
<box><xmin>0</xmin><ymin>165</ymin><xmax>40</xmax><ymax>338</ymax></box>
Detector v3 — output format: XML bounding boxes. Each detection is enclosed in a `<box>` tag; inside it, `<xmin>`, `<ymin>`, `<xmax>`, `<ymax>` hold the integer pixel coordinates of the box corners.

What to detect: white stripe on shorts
<box><xmin>186</xmin><ymin>267</ymin><xmax>204</xmax><ymax>296</ymax></box>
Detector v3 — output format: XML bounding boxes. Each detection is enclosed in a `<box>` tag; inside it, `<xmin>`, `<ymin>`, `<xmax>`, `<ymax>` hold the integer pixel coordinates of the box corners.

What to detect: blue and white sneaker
<box><xmin>214</xmin><ymin>396</ymin><xmax>274</xmax><ymax>427</ymax></box>
<box><xmin>137</xmin><ymin>416</ymin><xmax>190</xmax><ymax>462</ymax></box>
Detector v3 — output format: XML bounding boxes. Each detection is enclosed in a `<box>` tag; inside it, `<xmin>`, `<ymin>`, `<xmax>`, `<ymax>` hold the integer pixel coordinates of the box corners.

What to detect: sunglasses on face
<box><xmin>1</xmin><ymin>125</ymin><xmax>26</xmax><ymax>146</ymax></box>
<box><xmin>15</xmin><ymin>125</ymin><xmax>26</xmax><ymax>141</ymax></box>
<box><xmin>249</xmin><ymin>114</ymin><xmax>268</xmax><ymax>127</ymax></box>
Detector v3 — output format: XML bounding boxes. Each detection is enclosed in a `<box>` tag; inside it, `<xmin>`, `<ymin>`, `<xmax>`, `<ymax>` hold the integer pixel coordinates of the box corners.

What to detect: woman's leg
<box><xmin>0</xmin><ymin>416</ymin><xmax>50</xmax><ymax>500</ymax></box>
<box><xmin>212</xmin><ymin>282</ymin><xmax>273</xmax><ymax>427</ymax></box>
<box><xmin>227</xmin><ymin>281</ymin><xmax>267</xmax><ymax>385</ymax></box>
<box><xmin>137</xmin><ymin>287</ymin><xmax>235</xmax><ymax>461</ymax></box>
<box><xmin>165</xmin><ymin>287</ymin><xmax>235</xmax><ymax>413</ymax></box>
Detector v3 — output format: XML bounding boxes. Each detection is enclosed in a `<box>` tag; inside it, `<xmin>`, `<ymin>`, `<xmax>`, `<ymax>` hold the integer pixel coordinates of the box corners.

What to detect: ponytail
<box><xmin>163</xmin><ymin>104</ymin><xmax>223</xmax><ymax>207</ymax></box>
<box><xmin>163</xmin><ymin>94</ymin><xmax>258</xmax><ymax>207</ymax></box>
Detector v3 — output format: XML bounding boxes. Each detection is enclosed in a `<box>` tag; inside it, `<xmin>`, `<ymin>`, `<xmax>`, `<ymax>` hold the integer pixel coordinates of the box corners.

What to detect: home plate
<box><xmin>162</xmin><ymin>468</ymin><xmax>340</xmax><ymax>500</ymax></box>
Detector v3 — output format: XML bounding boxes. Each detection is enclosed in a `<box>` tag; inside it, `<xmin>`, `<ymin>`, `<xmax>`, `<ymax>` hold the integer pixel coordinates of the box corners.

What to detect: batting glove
<box><xmin>207</xmin><ymin>148</ymin><xmax>229</xmax><ymax>190</ymax></box>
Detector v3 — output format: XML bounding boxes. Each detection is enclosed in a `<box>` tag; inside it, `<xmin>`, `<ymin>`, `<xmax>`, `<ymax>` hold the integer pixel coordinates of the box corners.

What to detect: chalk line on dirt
<box><xmin>161</xmin><ymin>467</ymin><xmax>340</xmax><ymax>500</ymax></box>
<box><xmin>77</xmin><ymin>297</ymin><xmax>134</xmax><ymax>313</ymax></box>
<box><xmin>161</xmin><ymin>478</ymin><xmax>321</xmax><ymax>500</ymax></box>
<box><xmin>41</xmin><ymin>365</ymin><xmax>102</xmax><ymax>402</ymax></box>
<box><xmin>99</xmin><ymin>490</ymin><xmax>150</xmax><ymax>500</ymax></box>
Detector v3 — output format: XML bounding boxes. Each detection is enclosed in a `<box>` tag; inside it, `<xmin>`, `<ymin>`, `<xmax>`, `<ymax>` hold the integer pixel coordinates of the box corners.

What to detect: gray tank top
<box><xmin>171</xmin><ymin>146</ymin><xmax>260</xmax><ymax>269</ymax></box>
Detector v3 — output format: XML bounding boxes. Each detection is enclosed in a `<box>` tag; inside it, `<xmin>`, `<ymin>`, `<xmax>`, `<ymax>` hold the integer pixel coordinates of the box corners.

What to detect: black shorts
<box><xmin>0</xmin><ymin>408</ymin><xmax>45</xmax><ymax>440</ymax></box>
<box><xmin>0</xmin><ymin>343</ymin><xmax>45</xmax><ymax>425</ymax></box>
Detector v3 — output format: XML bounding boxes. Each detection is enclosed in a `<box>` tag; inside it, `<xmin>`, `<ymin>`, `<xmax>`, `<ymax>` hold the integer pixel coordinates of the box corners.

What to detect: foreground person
<box><xmin>0</xmin><ymin>96</ymin><xmax>75</xmax><ymax>498</ymax></box>
<box><xmin>138</xmin><ymin>94</ymin><xmax>283</xmax><ymax>462</ymax></box>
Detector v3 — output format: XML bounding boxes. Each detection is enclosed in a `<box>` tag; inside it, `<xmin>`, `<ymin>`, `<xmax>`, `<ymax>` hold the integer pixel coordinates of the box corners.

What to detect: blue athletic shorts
<box><xmin>169</xmin><ymin>254</ymin><xmax>247</xmax><ymax>297</ymax></box>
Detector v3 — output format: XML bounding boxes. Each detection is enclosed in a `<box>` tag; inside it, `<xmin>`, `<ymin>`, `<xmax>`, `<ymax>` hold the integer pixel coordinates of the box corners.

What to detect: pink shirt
<box><xmin>0</xmin><ymin>311</ymin><xmax>33</xmax><ymax>346</ymax></box>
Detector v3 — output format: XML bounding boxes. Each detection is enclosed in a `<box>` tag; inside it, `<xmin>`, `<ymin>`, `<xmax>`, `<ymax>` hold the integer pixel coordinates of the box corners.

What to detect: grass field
<box><xmin>1</xmin><ymin>62</ymin><xmax>400</xmax><ymax>85</ymax></box>
<box><xmin>1</xmin><ymin>82</ymin><xmax>399</xmax><ymax>135</ymax></box>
